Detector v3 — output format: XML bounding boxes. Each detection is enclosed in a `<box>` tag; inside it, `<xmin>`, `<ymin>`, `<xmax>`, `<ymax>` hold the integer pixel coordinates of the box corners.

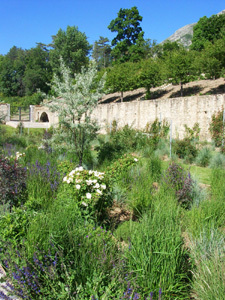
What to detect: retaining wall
<box><xmin>92</xmin><ymin>94</ymin><xmax>225</xmax><ymax>141</ymax></box>
<box><xmin>2</xmin><ymin>94</ymin><xmax>225</xmax><ymax>141</ymax></box>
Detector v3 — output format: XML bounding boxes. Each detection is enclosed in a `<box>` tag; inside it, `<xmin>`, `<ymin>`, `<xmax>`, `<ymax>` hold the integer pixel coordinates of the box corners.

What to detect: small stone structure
<box><xmin>1</xmin><ymin>93</ymin><xmax>225</xmax><ymax>140</ymax></box>
<box><xmin>30</xmin><ymin>105</ymin><xmax>58</xmax><ymax>125</ymax></box>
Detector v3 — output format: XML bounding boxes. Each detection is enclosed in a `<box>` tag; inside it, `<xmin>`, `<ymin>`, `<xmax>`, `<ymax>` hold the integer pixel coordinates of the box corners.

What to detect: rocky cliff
<box><xmin>162</xmin><ymin>9</ymin><xmax>225</xmax><ymax>48</ymax></box>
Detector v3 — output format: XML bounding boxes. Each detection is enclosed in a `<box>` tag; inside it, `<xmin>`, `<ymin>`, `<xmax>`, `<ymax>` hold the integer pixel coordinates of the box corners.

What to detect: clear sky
<box><xmin>0</xmin><ymin>0</ymin><xmax>224</xmax><ymax>55</ymax></box>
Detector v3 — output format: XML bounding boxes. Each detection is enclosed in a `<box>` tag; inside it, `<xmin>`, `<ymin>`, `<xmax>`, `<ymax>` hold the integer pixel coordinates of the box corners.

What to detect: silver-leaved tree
<box><xmin>47</xmin><ymin>58</ymin><xmax>106</xmax><ymax>165</ymax></box>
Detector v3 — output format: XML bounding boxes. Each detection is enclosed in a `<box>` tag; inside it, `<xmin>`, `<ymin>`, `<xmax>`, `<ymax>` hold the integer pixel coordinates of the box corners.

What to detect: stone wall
<box><xmin>2</xmin><ymin>94</ymin><xmax>225</xmax><ymax>141</ymax></box>
<box><xmin>92</xmin><ymin>94</ymin><xmax>225</xmax><ymax>141</ymax></box>
<box><xmin>0</xmin><ymin>103</ymin><xmax>10</xmax><ymax>122</ymax></box>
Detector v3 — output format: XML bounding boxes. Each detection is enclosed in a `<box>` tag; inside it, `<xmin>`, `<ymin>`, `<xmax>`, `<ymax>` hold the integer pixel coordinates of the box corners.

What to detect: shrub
<box><xmin>105</xmin><ymin>153</ymin><xmax>139</xmax><ymax>186</ymax></box>
<box><xmin>145</xmin><ymin>119</ymin><xmax>169</xmax><ymax>150</ymax></box>
<box><xmin>61</xmin><ymin>166</ymin><xmax>112</xmax><ymax>221</ymax></box>
<box><xmin>163</xmin><ymin>162</ymin><xmax>194</xmax><ymax>209</ymax></box>
<box><xmin>0</xmin><ymin>207</ymin><xmax>32</xmax><ymax>246</ymax></box>
<box><xmin>173</xmin><ymin>138</ymin><xmax>198</xmax><ymax>163</ymax></box>
<box><xmin>97</xmin><ymin>125</ymin><xmax>146</xmax><ymax>164</ymax></box>
<box><xmin>209</xmin><ymin>152</ymin><xmax>225</xmax><ymax>169</ymax></box>
<box><xmin>0</xmin><ymin>156</ymin><xmax>27</xmax><ymax>209</ymax></box>
<box><xmin>195</xmin><ymin>147</ymin><xmax>212</xmax><ymax>167</ymax></box>
<box><xmin>209</xmin><ymin>109</ymin><xmax>224</xmax><ymax>147</ymax></box>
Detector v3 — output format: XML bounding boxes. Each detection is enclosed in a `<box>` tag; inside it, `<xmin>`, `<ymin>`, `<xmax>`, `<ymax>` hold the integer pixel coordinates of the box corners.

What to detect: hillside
<box><xmin>100</xmin><ymin>78</ymin><xmax>225</xmax><ymax>104</ymax></box>
<box><xmin>162</xmin><ymin>9</ymin><xmax>225</xmax><ymax>48</ymax></box>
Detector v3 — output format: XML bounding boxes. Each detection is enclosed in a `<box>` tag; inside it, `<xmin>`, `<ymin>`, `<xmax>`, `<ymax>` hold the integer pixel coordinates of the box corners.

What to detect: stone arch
<box><xmin>40</xmin><ymin>112</ymin><xmax>49</xmax><ymax>122</ymax></box>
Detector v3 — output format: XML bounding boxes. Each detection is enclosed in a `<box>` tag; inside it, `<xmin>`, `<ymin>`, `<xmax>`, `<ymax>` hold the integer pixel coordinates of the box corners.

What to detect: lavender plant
<box><xmin>26</xmin><ymin>160</ymin><xmax>61</xmax><ymax>209</ymax></box>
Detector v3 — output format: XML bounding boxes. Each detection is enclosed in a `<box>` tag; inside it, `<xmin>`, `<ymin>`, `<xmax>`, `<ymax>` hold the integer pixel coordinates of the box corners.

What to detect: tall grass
<box><xmin>189</xmin><ymin>228</ymin><xmax>225</xmax><ymax>300</ymax></box>
<box><xmin>123</xmin><ymin>186</ymin><xmax>190</xmax><ymax>299</ymax></box>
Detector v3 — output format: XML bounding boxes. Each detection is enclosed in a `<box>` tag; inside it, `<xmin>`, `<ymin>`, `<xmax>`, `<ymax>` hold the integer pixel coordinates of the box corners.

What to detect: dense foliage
<box><xmin>0</xmin><ymin>7</ymin><xmax>224</xmax><ymax>103</ymax></box>
<box><xmin>0</xmin><ymin>121</ymin><xmax>225</xmax><ymax>299</ymax></box>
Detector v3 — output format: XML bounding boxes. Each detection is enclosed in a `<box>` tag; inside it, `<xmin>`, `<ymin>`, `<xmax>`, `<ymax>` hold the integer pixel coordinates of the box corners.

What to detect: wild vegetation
<box><xmin>0</xmin><ymin>5</ymin><xmax>225</xmax><ymax>300</ymax></box>
<box><xmin>0</xmin><ymin>105</ymin><xmax>225</xmax><ymax>299</ymax></box>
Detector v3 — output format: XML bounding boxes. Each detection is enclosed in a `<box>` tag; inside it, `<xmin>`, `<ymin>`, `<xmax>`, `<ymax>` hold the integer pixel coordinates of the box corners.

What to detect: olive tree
<box><xmin>47</xmin><ymin>58</ymin><xmax>106</xmax><ymax>165</ymax></box>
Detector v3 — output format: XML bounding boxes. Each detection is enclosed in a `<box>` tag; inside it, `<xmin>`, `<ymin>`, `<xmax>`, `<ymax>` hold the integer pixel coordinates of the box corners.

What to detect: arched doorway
<box><xmin>40</xmin><ymin>112</ymin><xmax>49</xmax><ymax>122</ymax></box>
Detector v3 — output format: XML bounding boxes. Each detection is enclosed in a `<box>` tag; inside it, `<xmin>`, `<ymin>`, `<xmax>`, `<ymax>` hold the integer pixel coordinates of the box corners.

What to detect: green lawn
<box><xmin>161</xmin><ymin>160</ymin><xmax>212</xmax><ymax>185</ymax></box>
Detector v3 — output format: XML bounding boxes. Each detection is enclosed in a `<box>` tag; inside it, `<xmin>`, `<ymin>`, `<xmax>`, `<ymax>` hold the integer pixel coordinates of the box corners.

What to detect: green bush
<box><xmin>105</xmin><ymin>153</ymin><xmax>139</xmax><ymax>186</ymax></box>
<box><xmin>97</xmin><ymin>125</ymin><xmax>147</xmax><ymax>164</ymax></box>
<box><xmin>0</xmin><ymin>207</ymin><xmax>32</xmax><ymax>246</ymax></box>
<box><xmin>195</xmin><ymin>147</ymin><xmax>212</xmax><ymax>167</ymax></box>
<box><xmin>173</xmin><ymin>138</ymin><xmax>198</xmax><ymax>163</ymax></box>
<box><xmin>60</xmin><ymin>166</ymin><xmax>112</xmax><ymax>221</ymax></box>
<box><xmin>209</xmin><ymin>152</ymin><xmax>225</xmax><ymax>169</ymax></box>
<box><xmin>209</xmin><ymin>109</ymin><xmax>224</xmax><ymax>147</ymax></box>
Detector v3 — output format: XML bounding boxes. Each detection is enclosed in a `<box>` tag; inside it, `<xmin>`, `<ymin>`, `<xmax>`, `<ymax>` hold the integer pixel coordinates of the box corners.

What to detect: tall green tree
<box><xmin>108</xmin><ymin>6</ymin><xmax>145</xmax><ymax>63</ymax></box>
<box><xmin>92</xmin><ymin>36</ymin><xmax>111</xmax><ymax>69</ymax></box>
<box><xmin>196</xmin><ymin>38</ymin><xmax>225</xmax><ymax>79</ymax></box>
<box><xmin>165</xmin><ymin>48</ymin><xmax>191</xmax><ymax>97</ymax></box>
<box><xmin>47</xmin><ymin>58</ymin><xmax>106</xmax><ymax>165</ymax></box>
<box><xmin>138</xmin><ymin>58</ymin><xmax>162</xmax><ymax>99</ymax></box>
<box><xmin>191</xmin><ymin>14</ymin><xmax>225</xmax><ymax>51</ymax></box>
<box><xmin>105</xmin><ymin>62</ymin><xmax>140</xmax><ymax>101</ymax></box>
<box><xmin>49</xmin><ymin>26</ymin><xmax>91</xmax><ymax>75</ymax></box>
<box><xmin>23</xmin><ymin>45</ymin><xmax>52</xmax><ymax>95</ymax></box>
<box><xmin>0</xmin><ymin>46</ymin><xmax>26</xmax><ymax>97</ymax></box>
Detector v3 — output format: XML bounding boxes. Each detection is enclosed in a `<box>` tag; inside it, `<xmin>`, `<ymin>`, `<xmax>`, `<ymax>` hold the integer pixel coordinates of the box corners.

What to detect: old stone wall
<box><xmin>92</xmin><ymin>94</ymin><xmax>225</xmax><ymax>141</ymax></box>
<box><xmin>2</xmin><ymin>94</ymin><xmax>225</xmax><ymax>141</ymax></box>
<box><xmin>0</xmin><ymin>103</ymin><xmax>10</xmax><ymax>122</ymax></box>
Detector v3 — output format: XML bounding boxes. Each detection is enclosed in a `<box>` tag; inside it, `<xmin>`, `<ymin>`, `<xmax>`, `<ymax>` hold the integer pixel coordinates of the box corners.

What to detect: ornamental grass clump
<box><xmin>189</xmin><ymin>228</ymin><xmax>225</xmax><ymax>300</ymax></box>
<box><xmin>62</xmin><ymin>166</ymin><xmax>112</xmax><ymax>220</ymax></box>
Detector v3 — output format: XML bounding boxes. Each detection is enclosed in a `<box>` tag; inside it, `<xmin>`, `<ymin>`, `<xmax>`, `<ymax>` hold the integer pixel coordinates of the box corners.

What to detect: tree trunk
<box><xmin>120</xmin><ymin>91</ymin><xmax>123</xmax><ymax>102</ymax></box>
<box><xmin>180</xmin><ymin>82</ymin><xmax>183</xmax><ymax>97</ymax></box>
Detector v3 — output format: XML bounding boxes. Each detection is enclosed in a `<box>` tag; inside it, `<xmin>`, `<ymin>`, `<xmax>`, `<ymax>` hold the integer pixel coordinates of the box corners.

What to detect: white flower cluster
<box><xmin>63</xmin><ymin>167</ymin><xmax>107</xmax><ymax>206</ymax></box>
<box><xmin>5</xmin><ymin>152</ymin><xmax>25</xmax><ymax>160</ymax></box>
<box><xmin>63</xmin><ymin>166</ymin><xmax>84</xmax><ymax>184</ymax></box>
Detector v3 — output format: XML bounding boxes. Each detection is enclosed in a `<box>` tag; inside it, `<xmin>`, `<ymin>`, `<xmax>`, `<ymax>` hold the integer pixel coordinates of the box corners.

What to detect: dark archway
<box><xmin>40</xmin><ymin>112</ymin><xmax>49</xmax><ymax>122</ymax></box>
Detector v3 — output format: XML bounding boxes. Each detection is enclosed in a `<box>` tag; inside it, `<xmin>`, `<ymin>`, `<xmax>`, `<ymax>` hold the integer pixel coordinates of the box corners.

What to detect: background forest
<box><xmin>1</xmin><ymin>6</ymin><xmax>225</xmax><ymax>300</ymax></box>
<box><xmin>0</xmin><ymin>6</ymin><xmax>225</xmax><ymax>107</ymax></box>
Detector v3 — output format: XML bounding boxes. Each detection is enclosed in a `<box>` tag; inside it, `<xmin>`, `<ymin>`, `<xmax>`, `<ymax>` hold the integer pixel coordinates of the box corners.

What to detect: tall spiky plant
<box><xmin>47</xmin><ymin>58</ymin><xmax>106</xmax><ymax>165</ymax></box>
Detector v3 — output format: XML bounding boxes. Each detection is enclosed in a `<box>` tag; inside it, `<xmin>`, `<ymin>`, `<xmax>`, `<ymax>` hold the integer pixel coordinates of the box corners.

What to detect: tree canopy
<box><xmin>108</xmin><ymin>6</ymin><xmax>145</xmax><ymax>63</ymax></box>
<box><xmin>191</xmin><ymin>14</ymin><xmax>225</xmax><ymax>51</ymax></box>
<box><xmin>49</xmin><ymin>25</ymin><xmax>91</xmax><ymax>75</ymax></box>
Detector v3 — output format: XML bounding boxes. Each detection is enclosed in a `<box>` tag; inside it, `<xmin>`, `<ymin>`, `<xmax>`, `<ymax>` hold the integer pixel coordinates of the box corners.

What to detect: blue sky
<box><xmin>0</xmin><ymin>0</ymin><xmax>224</xmax><ymax>55</ymax></box>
